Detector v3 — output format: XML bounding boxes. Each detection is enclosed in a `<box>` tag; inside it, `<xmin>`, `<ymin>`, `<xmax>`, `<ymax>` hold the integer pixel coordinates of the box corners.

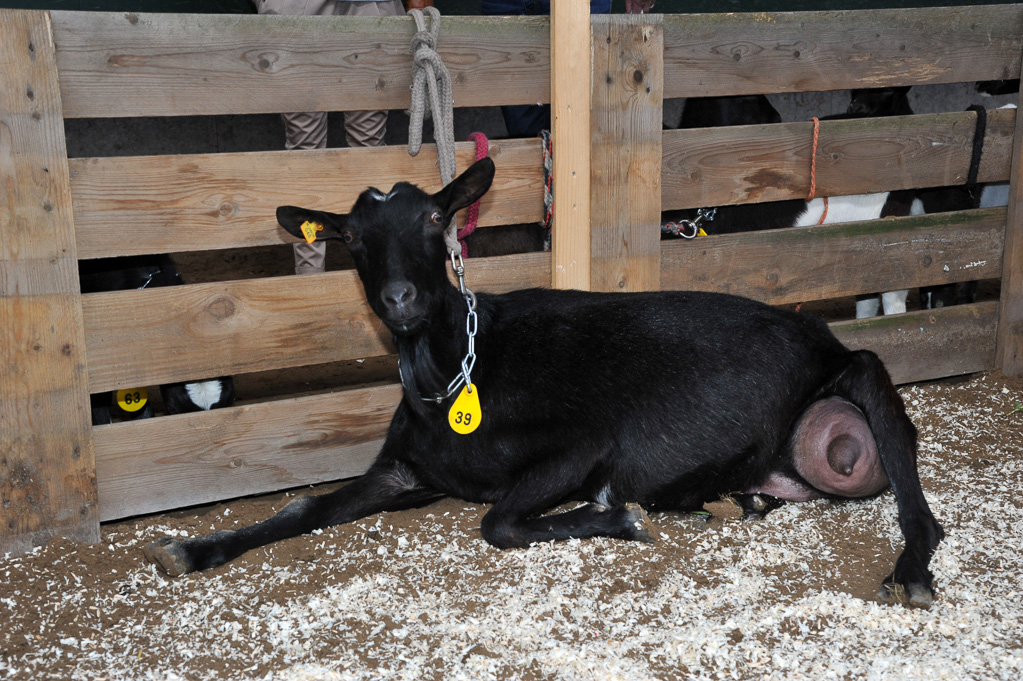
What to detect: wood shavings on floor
<box><xmin>2</xmin><ymin>371</ymin><xmax>1022</xmax><ymax>680</ymax></box>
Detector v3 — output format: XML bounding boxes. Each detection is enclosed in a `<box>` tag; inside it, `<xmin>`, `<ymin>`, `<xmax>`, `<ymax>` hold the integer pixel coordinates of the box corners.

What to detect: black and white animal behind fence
<box><xmin>79</xmin><ymin>255</ymin><xmax>235</xmax><ymax>425</ymax></box>
<box><xmin>660</xmin><ymin>95</ymin><xmax>808</xmax><ymax>238</ymax></box>
<box><xmin>663</xmin><ymin>93</ymin><xmax>905</xmax><ymax>319</ymax></box>
<box><xmin>663</xmin><ymin>89</ymin><xmax>986</xmax><ymax>318</ymax></box>
<box><xmin>144</xmin><ymin>158</ymin><xmax>943</xmax><ymax>608</ymax></box>
<box><xmin>662</xmin><ymin>93</ymin><xmax>899</xmax><ymax>243</ymax></box>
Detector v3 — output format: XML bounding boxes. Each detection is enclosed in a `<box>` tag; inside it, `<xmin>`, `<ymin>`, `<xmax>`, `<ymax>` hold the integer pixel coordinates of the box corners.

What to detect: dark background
<box><xmin>0</xmin><ymin>0</ymin><xmax>1013</xmax><ymax>13</ymax></box>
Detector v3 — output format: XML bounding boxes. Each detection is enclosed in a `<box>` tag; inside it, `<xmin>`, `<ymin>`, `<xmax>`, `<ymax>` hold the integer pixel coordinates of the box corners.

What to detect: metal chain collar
<box><xmin>661</xmin><ymin>207</ymin><xmax>717</xmax><ymax>239</ymax></box>
<box><xmin>400</xmin><ymin>252</ymin><xmax>478</xmax><ymax>405</ymax></box>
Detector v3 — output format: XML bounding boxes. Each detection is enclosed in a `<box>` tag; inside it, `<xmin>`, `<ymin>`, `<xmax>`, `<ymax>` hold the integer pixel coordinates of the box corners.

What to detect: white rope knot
<box><xmin>411</xmin><ymin>29</ymin><xmax>436</xmax><ymax>52</ymax></box>
<box><xmin>407</xmin><ymin>7</ymin><xmax>459</xmax><ymax>254</ymax></box>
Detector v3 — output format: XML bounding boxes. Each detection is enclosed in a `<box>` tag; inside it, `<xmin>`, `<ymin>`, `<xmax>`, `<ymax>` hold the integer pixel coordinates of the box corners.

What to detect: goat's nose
<box><xmin>381</xmin><ymin>281</ymin><xmax>417</xmax><ymax>309</ymax></box>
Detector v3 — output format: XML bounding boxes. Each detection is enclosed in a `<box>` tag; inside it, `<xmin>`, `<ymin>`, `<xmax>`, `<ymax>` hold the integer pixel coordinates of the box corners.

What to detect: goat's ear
<box><xmin>276</xmin><ymin>206</ymin><xmax>350</xmax><ymax>242</ymax></box>
<box><xmin>433</xmin><ymin>157</ymin><xmax>495</xmax><ymax>216</ymax></box>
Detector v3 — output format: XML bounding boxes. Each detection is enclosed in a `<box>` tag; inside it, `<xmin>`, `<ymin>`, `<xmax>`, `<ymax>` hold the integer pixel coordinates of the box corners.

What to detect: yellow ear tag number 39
<box><xmin>116</xmin><ymin>387</ymin><xmax>148</xmax><ymax>412</ymax></box>
<box><xmin>300</xmin><ymin>220</ymin><xmax>323</xmax><ymax>244</ymax></box>
<box><xmin>448</xmin><ymin>384</ymin><xmax>482</xmax><ymax>434</ymax></box>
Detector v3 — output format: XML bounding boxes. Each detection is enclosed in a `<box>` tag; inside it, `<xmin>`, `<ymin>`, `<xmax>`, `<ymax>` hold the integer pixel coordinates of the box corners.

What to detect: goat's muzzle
<box><xmin>379</xmin><ymin>280</ymin><xmax>423</xmax><ymax>331</ymax></box>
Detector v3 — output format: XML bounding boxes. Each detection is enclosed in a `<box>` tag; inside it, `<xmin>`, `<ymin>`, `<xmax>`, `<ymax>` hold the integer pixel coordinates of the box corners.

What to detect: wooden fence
<box><xmin>2</xmin><ymin>5</ymin><xmax>1022</xmax><ymax>555</ymax></box>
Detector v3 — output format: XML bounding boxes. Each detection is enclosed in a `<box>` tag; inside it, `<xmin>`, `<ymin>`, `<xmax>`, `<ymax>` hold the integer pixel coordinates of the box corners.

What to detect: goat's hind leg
<box><xmin>482</xmin><ymin>500</ymin><xmax>656</xmax><ymax>550</ymax></box>
<box><xmin>831</xmin><ymin>350</ymin><xmax>944</xmax><ymax>607</ymax></box>
<box><xmin>144</xmin><ymin>460</ymin><xmax>442</xmax><ymax>576</ymax></box>
<box><xmin>480</xmin><ymin>459</ymin><xmax>656</xmax><ymax>549</ymax></box>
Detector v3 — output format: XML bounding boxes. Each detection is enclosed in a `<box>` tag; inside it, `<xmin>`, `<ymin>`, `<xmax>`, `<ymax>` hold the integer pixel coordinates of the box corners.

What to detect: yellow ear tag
<box><xmin>448</xmin><ymin>384</ymin><xmax>482</xmax><ymax>435</ymax></box>
<box><xmin>116</xmin><ymin>387</ymin><xmax>149</xmax><ymax>412</ymax></box>
<box><xmin>696</xmin><ymin>227</ymin><xmax>708</xmax><ymax>237</ymax></box>
<box><xmin>300</xmin><ymin>220</ymin><xmax>323</xmax><ymax>244</ymax></box>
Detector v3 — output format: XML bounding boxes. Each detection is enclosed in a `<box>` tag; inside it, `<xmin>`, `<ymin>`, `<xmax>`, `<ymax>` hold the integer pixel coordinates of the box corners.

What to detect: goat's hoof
<box><xmin>143</xmin><ymin>538</ymin><xmax>193</xmax><ymax>577</ymax></box>
<box><xmin>876</xmin><ymin>580</ymin><xmax>934</xmax><ymax>609</ymax></box>
<box><xmin>735</xmin><ymin>493</ymin><xmax>785</xmax><ymax>520</ymax></box>
<box><xmin>624</xmin><ymin>503</ymin><xmax>657</xmax><ymax>543</ymax></box>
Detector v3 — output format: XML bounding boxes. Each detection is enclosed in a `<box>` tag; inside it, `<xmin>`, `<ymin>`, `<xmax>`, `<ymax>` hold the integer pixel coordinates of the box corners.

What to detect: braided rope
<box><xmin>456</xmin><ymin>132</ymin><xmax>490</xmax><ymax>258</ymax></box>
<box><xmin>807</xmin><ymin>117</ymin><xmax>820</xmax><ymax>201</ymax></box>
<box><xmin>541</xmin><ymin>130</ymin><xmax>553</xmax><ymax>251</ymax></box>
<box><xmin>808</xmin><ymin>116</ymin><xmax>828</xmax><ymax>225</ymax></box>
<box><xmin>407</xmin><ymin>7</ymin><xmax>460</xmax><ymax>255</ymax></box>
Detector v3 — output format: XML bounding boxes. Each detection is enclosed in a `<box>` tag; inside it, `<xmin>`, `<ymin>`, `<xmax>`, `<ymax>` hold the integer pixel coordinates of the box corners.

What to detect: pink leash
<box><xmin>457</xmin><ymin>132</ymin><xmax>489</xmax><ymax>257</ymax></box>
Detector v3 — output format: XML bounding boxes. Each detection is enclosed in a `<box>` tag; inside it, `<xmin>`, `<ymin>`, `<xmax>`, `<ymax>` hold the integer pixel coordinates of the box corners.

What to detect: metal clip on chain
<box><xmin>661</xmin><ymin>207</ymin><xmax>717</xmax><ymax>239</ymax></box>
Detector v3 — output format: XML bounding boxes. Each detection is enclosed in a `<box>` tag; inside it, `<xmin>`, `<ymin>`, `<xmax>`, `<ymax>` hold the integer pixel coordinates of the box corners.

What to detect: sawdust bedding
<box><xmin>2</xmin><ymin>371</ymin><xmax>1022</xmax><ymax>681</ymax></box>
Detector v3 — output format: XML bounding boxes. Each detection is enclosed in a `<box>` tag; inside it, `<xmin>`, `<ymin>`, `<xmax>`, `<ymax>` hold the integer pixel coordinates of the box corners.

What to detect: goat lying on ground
<box><xmin>79</xmin><ymin>255</ymin><xmax>235</xmax><ymax>424</ymax></box>
<box><xmin>145</xmin><ymin>158</ymin><xmax>944</xmax><ymax>608</ymax></box>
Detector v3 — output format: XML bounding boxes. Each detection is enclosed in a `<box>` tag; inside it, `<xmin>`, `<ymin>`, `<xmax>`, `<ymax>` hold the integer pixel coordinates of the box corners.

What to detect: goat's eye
<box><xmin>430</xmin><ymin>212</ymin><xmax>444</xmax><ymax>225</ymax></box>
<box><xmin>343</xmin><ymin>231</ymin><xmax>354</xmax><ymax>244</ymax></box>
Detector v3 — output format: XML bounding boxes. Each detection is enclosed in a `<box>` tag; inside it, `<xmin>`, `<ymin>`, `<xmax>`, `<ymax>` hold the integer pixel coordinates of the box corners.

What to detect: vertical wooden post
<box><xmin>997</xmin><ymin>86</ymin><xmax>1023</xmax><ymax>375</ymax></box>
<box><xmin>0</xmin><ymin>10</ymin><xmax>100</xmax><ymax>554</ymax></box>
<box><xmin>589</xmin><ymin>14</ymin><xmax>663</xmax><ymax>293</ymax></box>
<box><xmin>550</xmin><ymin>1</ymin><xmax>591</xmax><ymax>291</ymax></box>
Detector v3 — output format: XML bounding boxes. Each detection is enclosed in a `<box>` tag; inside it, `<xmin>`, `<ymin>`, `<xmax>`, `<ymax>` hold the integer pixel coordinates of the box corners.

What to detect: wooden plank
<box><xmin>663</xmin><ymin>6</ymin><xmax>1023</xmax><ymax>98</ymax></box>
<box><xmin>93</xmin><ymin>383</ymin><xmax>400</xmax><ymax>521</ymax></box>
<box><xmin>49</xmin><ymin>8</ymin><xmax>1023</xmax><ymax>117</ymax></box>
<box><xmin>52</xmin><ymin>12</ymin><xmax>550</xmax><ymax>119</ymax></box>
<box><xmin>550</xmin><ymin>0</ymin><xmax>590</xmax><ymax>291</ymax></box>
<box><xmin>82</xmin><ymin>251</ymin><xmax>551</xmax><ymax>393</ymax></box>
<box><xmin>71</xmin><ymin>139</ymin><xmax>544</xmax><ymax>259</ymax></box>
<box><xmin>663</xmin><ymin>107</ymin><xmax>1015</xmax><ymax>211</ymax></box>
<box><xmin>0</xmin><ymin>10</ymin><xmax>99</xmax><ymax>554</ymax></box>
<box><xmin>590</xmin><ymin>14</ymin><xmax>663</xmax><ymax>293</ymax></box>
<box><xmin>832</xmin><ymin>302</ymin><xmax>998</xmax><ymax>385</ymax></box>
<box><xmin>661</xmin><ymin>208</ymin><xmax>1004</xmax><ymax>305</ymax></box>
<box><xmin>997</xmin><ymin>86</ymin><xmax>1023</xmax><ymax>375</ymax></box>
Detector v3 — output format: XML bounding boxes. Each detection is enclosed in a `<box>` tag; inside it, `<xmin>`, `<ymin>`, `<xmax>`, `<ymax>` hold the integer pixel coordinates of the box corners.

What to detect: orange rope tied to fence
<box><xmin>808</xmin><ymin>116</ymin><xmax>828</xmax><ymax>225</ymax></box>
<box><xmin>795</xmin><ymin>117</ymin><xmax>830</xmax><ymax>314</ymax></box>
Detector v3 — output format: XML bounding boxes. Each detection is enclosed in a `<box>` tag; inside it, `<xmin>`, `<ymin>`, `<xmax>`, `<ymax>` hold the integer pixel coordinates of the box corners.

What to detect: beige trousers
<box><xmin>256</xmin><ymin>0</ymin><xmax>405</xmax><ymax>273</ymax></box>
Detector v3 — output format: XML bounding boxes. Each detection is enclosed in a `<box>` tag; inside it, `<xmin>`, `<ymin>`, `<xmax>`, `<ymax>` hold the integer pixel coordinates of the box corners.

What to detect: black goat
<box><xmin>977</xmin><ymin>79</ymin><xmax>1020</xmax><ymax>97</ymax></box>
<box><xmin>144</xmin><ymin>158</ymin><xmax>943</xmax><ymax>608</ymax></box>
<box><xmin>79</xmin><ymin>255</ymin><xmax>235</xmax><ymax>424</ymax></box>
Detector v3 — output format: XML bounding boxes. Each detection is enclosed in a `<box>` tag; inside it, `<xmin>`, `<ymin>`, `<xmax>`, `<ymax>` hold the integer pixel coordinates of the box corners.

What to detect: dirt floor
<box><xmin>3</xmin><ymin>369</ymin><xmax>1023</xmax><ymax>680</ymax></box>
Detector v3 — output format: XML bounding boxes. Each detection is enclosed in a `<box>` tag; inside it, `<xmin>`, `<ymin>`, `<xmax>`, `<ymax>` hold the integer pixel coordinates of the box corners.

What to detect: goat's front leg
<box><xmin>144</xmin><ymin>460</ymin><xmax>443</xmax><ymax>576</ymax></box>
<box><xmin>881</xmin><ymin>289</ymin><xmax>908</xmax><ymax>315</ymax></box>
<box><xmin>480</xmin><ymin>457</ymin><xmax>656</xmax><ymax>549</ymax></box>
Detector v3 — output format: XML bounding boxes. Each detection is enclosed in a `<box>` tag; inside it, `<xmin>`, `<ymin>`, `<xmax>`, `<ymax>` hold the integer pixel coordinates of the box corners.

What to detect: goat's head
<box><xmin>846</xmin><ymin>86</ymin><xmax>912</xmax><ymax>117</ymax></box>
<box><xmin>276</xmin><ymin>157</ymin><xmax>495</xmax><ymax>336</ymax></box>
